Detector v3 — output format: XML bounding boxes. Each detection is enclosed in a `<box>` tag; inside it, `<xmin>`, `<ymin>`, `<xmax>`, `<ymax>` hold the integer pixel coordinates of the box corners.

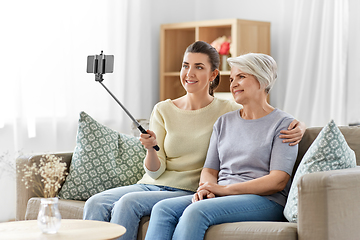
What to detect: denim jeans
<box><xmin>145</xmin><ymin>194</ymin><xmax>285</xmax><ymax>240</ymax></box>
<box><xmin>83</xmin><ymin>184</ymin><xmax>193</xmax><ymax>240</ymax></box>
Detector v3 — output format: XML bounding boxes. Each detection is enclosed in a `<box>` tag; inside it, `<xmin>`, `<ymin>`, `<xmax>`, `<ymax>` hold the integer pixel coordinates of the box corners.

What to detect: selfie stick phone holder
<box><xmin>87</xmin><ymin>51</ymin><xmax>160</xmax><ymax>151</ymax></box>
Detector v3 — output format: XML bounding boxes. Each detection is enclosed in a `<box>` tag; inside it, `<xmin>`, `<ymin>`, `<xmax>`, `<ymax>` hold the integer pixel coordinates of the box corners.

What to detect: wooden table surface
<box><xmin>0</xmin><ymin>219</ymin><xmax>126</xmax><ymax>240</ymax></box>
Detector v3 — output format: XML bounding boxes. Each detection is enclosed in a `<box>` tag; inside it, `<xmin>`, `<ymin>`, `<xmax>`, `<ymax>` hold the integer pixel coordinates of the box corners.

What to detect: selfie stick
<box><xmin>88</xmin><ymin>51</ymin><xmax>160</xmax><ymax>151</ymax></box>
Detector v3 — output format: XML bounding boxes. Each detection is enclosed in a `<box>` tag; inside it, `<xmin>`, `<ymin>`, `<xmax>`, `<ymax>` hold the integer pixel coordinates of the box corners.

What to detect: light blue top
<box><xmin>204</xmin><ymin>108</ymin><xmax>298</xmax><ymax>206</ymax></box>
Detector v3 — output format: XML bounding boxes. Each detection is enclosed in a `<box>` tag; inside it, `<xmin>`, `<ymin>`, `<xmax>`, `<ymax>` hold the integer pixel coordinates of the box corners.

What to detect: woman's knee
<box><xmin>114</xmin><ymin>193</ymin><xmax>135</xmax><ymax>209</ymax></box>
<box><xmin>112</xmin><ymin>192</ymin><xmax>151</xmax><ymax>217</ymax></box>
<box><xmin>151</xmin><ymin>199</ymin><xmax>175</xmax><ymax>218</ymax></box>
<box><xmin>180</xmin><ymin>201</ymin><xmax>211</xmax><ymax>223</ymax></box>
<box><xmin>152</xmin><ymin>196</ymin><xmax>191</xmax><ymax>221</ymax></box>
<box><xmin>153</xmin><ymin>198</ymin><xmax>172</xmax><ymax>211</ymax></box>
<box><xmin>84</xmin><ymin>193</ymin><xmax>106</xmax><ymax>210</ymax></box>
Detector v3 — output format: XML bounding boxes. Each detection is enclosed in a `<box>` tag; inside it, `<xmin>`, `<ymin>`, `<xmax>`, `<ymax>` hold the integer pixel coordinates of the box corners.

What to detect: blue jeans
<box><xmin>145</xmin><ymin>194</ymin><xmax>286</xmax><ymax>240</ymax></box>
<box><xmin>83</xmin><ymin>184</ymin><xmax>193</xmax><ymax>240</ymax></box>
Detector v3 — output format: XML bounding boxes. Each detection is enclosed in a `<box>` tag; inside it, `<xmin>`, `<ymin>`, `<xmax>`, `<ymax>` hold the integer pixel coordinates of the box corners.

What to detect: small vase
<box><xmin>221</xmin><ymin>55</ymin><xmax>229</xmax><ymax>71</ymax></box>
<box><xmin>37</xmin><ymin>197</ymin><xmax>61</xmax><ymax>234</ymax></box>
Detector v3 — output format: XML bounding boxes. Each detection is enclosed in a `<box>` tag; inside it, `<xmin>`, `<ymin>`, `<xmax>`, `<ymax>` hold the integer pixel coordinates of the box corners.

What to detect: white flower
<box><xmin>20</xmin><ymin>154</ymin><xmax>68</xmax><ymax>198</ymax></box>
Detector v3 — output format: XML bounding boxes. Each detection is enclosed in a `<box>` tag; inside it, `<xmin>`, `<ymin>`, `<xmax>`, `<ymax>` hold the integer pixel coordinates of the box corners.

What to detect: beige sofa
<box><xmin>16</xmin><ymin>126</ymin><xmax>360</xmax><ymax>240</ymax></box>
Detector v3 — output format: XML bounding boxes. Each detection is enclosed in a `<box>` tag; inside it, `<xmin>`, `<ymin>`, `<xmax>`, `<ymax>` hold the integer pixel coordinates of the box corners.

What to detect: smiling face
<box><xmin>180</xmin><ymin>52</ymin><xmax>217</xmax><ymax>96</ymax></box>
<box><xmin>230</xmin><ymin>67</ymin><xmax>264</xmax><ymax>105</ymax></box>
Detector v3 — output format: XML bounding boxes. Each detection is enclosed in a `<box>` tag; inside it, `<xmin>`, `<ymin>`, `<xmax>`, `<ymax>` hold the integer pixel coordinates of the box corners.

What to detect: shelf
<box><xmin>199</xmin><ymin>26</ymin><xmax>232</xmax><ymax>44</ymax></box>
<box><xmin>163</xmin><ymin>72</ymin><xmax>181</xmax><ymax>77</ymax></box>
<box><xmin>220</xmin><ymin>71</ymin><xmax>231</xmax><ymax>75</ymax></box>
<box><xmin>162</xmin><ymin>76</ymin><xmax>186</xmax><ymax>100</ymax></box>
<box><xmin>162</xmin><ymin>28</ymin><xmax>195</xmax><ymax>73</ymax></box>
<box><xmin>214</xmin><ymin>92</ymin><xmax>234</xmax><ymax>101</ymax></box>
<box><xmin>216</xmin><ymin>77</ymin><xmax>231</xmax><ymax>92</ymax></box>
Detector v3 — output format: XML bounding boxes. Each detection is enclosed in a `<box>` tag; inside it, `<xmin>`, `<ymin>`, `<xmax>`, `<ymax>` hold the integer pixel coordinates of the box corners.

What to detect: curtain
<box><xmin>280</xmin><ymin>0</ymin><xmax>349</xmax><ymax>127</ymax></box>
<box><xmin>347</xmin><ymin>0</ymin><xmax>360</xmax><ymax>125</ymax></box>
<box><xmin>0</xmin><ymin>0</ymin><xmax>154</xmax><ymax>222</ymax></box>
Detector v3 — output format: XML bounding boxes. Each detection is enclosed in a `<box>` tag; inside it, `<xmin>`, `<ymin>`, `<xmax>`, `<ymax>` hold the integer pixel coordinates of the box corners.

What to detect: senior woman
<box><xmin>144</xmin><ymin>53</ymin><xmax>299</xmax><ymax>240</ymax></box>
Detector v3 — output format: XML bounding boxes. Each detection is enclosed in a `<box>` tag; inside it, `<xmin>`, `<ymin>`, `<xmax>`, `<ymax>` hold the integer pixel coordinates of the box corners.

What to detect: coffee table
<box><xmin>0</xmin><ymin>219</ymin><xmax>126</xmax><ymax>240</ymax></box>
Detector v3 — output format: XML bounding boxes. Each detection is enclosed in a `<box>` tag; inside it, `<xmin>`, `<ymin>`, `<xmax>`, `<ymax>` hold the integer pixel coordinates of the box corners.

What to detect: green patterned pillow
<box><xmin>58</xmin><ymin>111</ymin><xmax>146</xmax><ymax>201</ymax></box>
<box><xmin>284</xmin><ymin>120</ymin><xmax>356</xmax><ymax>222</ymax></box>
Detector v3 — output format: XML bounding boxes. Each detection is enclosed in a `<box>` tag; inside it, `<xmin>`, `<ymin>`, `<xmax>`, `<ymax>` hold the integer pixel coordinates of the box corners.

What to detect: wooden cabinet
<box><xmin>159</xmin><ymin>18</ymin><xmax>271</xmax><ymax>101</ymax></box>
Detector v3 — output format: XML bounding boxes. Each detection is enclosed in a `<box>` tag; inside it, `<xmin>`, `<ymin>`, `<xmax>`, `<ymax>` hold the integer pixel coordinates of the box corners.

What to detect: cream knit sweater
<box><xmin>137</xmin><ymin>98</ymin><xmax>241</xmax><ymax>192</ymax></box>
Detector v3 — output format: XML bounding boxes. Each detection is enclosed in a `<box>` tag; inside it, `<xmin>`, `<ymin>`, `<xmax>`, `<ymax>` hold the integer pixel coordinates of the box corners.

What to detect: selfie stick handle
<box><xmin>97</xmin><ymin>80</ymin><xmax>160</xmax><ymax>151</ymax></box>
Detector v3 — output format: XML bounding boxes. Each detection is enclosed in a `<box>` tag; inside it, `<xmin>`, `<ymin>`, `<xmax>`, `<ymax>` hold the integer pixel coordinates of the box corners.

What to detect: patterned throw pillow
<box><xmin>283</xmin><ymin>120</ymin><xmax>356</xmax><ymax>222</ymax></box>
<box><xmin>58</xmin><ymin>111</ymin><xmax>146</xmax><ymax>201</ymax></box>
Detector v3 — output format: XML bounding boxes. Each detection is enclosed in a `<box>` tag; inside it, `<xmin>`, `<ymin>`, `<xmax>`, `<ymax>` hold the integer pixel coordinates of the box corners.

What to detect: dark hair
<box><xmin>184</xmin><ymin>41</ymin><xmax>220</xmax><ymax>96</ymax></box>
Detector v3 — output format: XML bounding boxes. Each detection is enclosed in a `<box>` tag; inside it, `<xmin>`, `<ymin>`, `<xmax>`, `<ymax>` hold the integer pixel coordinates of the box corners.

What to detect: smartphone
<box><xmin>87</xmin><ymin>54</ymin><xmax>114</xmax><ymax>74</ymax></box>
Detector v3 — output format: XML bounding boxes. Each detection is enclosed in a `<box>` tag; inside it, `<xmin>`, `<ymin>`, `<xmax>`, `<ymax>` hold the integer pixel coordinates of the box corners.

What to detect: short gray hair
<box><xmin>227</xmin><ymin>53</ymin><xmax>277</xmax><ymax>93</ymax></box>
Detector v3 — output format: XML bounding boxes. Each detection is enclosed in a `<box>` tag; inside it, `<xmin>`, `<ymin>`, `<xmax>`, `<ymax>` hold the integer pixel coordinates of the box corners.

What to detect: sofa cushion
<box><xmin>136</xmin><ymin>217</ymin><xmax>297</xmax><ymax>240</ymax></box>
<box><xmin>58</xmin><ymin>111</ymin><xmax>146</xmax><ymax>201</ymax></box>
<box><xmin>204</xmin><ymin>222</ymin><xmax>298</xmax><ymax>240</ymax></box>
<box><xmin>284</xmin><ymin>120</ymin><xmax>357</xmax><ymax>222</ymax></box>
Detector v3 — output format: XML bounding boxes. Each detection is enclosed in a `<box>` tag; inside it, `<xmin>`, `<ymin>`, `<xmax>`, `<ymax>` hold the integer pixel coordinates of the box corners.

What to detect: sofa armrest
<box><xmin>297</xmin><ymin>167</ymin><xmax>360</xmax><ymax>240</ymax></box>
<box><xmin>16</xmin><ymin>152</ymin><xmax>73</xmax><ymax>220</ymax></box>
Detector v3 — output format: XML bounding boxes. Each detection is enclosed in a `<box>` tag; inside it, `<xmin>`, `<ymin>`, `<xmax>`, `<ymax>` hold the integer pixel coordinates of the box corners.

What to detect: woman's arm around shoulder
<box><xmin>280</xmin><ymin>119</ymin><xmax>306</xmax><ymax>146</ymax></box>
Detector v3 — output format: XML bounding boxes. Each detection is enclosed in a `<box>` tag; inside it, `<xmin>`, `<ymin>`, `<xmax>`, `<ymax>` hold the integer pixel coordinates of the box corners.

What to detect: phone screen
<box><xmin>87</xmin><ymin>55</ymin><xmax>114</xmax><ymax>74</ymax></box>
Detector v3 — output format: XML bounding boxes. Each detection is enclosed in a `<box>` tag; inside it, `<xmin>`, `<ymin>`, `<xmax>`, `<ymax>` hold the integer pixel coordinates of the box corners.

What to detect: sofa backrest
<box><xmin>292</xmin><ymin>125</ymin><xmax>360</xmax><ymax>177</ymax></box>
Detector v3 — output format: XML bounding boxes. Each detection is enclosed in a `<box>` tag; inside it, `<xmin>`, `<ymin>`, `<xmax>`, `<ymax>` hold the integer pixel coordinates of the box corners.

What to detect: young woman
<box><xmin>83</xmin><ymin>42</ymin><xmax>304</xmax><ymax>240</ymax></box>
<box><xmin>144</xmin><ymin>53</ymin><xmax>299</xmax><ymax>240</ymax></box>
